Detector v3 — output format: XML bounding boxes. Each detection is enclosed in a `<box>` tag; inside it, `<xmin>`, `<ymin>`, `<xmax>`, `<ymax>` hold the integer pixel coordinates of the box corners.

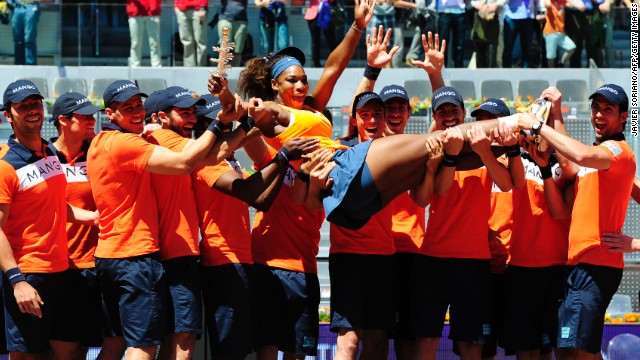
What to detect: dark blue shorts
<box><xmin>324</xmin><ymin>140</ymin><xmax>383</xmax><ymax>230</ymax></box>
<box><xmin>557</xmin><ymin>263</ymin><xmax>622</xmax><ymax>354</ymax></box>
<box><xmin>329</xmin><ymin>253</ymin><xmax>396</xmax><ymax>333</ymax></box>
<box><xmin>502</xmin><ymin>265</ymin><xmax>565</xmax><ymax>352</ymax></box>
<box><xmin>163</xmin><ymin>256</ymin><xmax>202</xmax><ymax>335</ymax></box>
<box><xmin>252</xmin><ymin>264</ymin><xmax>320</xmax><ymax>356</ymax></box>
<box><xmin>0</xmin><ymin>276</ymin><xmax>6</xmax><ymax>355</ymax></box>
<box><xmin>64</xmin><ymin>268</ymin><xmax>103</xmax><ymax>346</ymax></box>
<box><xmin>2</xmin><ymin>270</ymin><xmax>97</xmax><ymax>353</ymax></box>
<box><xmin>453</xmin><ymin>273</ymin><xmax>510</xmax><ymax>357</ymax></box>
<box><xmin>201</xmin><ymin>263</ymin><xmax>253</xmax><ymax>358</ymax></box>
<box><xmin>394</xmin><ymin>252</ymin><xmax>423</xmax><ymax>340</ymax></box>
<box><xmin>96</xmin><ymin>253</ymin><xmax>167</xmax><ymax>348</ymax></box>
<box><xmin>411</xmin><ymin>256</ymin><xmax>491</xmax><ymax>343</ymax></box>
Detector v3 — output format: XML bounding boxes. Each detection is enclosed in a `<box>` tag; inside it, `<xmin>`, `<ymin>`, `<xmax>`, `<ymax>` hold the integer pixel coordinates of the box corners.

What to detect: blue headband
<box><xmin>270</xmin><ymin>56</ymin><xmax>303</xmax><ymax>79</ymax></box>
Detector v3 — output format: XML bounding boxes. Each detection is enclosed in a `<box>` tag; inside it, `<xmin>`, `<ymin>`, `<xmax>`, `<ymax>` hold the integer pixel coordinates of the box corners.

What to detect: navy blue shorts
<box><xmin>324</xmin><ymin>140</ymin><xmax>383</xmax><ymax>230</ymax></box>
<box><xmin>329</xmin><ymin>253</ymin><xmax>396</xmax><ymax>333</ymax></box>
<box><xmin>411</xmin><ymin>256</ymin><xmax>491</xmax><ymax>343</ymax></box>
<box><xmin>394</xmin><ymin>252</ymin><xmax>423</xmax><ymax>340</ymax></box>
<box><xmin>163</xmin><ymin>256</ymin><xmax>202</xmax><ymax>335</ymax></box>
<box><xmin>201</xmin><ymin>263</ymin><xmax>253</xmax><ymax>358</ymax></box>
<box><xmin>64</xmin><ymin>268</ymin><xmax>103</xmax><ymax>346</ymax></box>
<box><xmin>2</xmin><ymin>270</ymin><xmax>98</xmax><ymax>353</ymax></box>
<box><xmin>0</xmin><ymin>276</ymin><xmax>6</xmax><ymax>355</ymax></box>
<box><xmin>252</xmin><ymin>264</ymin><xmax>320</xmax><ymax>356</ymax></box>
<box><xmin>557</xmin><ymin>263</ymin><xmax>622</xmax><ymax>354</ymax></box>
<box><xmin>96</xmin><ymin>253</ymin><xmax>167</xmax><ymax>348</ymax></box>
<box><xmin>502</xmin><ymin>265</ymin><xmax>565</xmax><ymax>352</ymax></box>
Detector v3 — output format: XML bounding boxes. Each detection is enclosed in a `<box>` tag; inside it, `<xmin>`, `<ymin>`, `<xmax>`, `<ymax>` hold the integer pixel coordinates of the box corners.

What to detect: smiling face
<box><xmin>590</xmin><ymin>95</ymin><xmax>628</xmax><ymax>142</ymax></box>
<box><xmin>352</xmin><ymin>100</ymin><xmax>385</xmax><ymax>142</ymax></box>
<box><xmin>65</xmin><ymin>113</ymin><xmax>97</xmax><ymax>140</ymax></box>
<box><xmin>384</xmin><ymin>98</ymin><xmax>410</xmax><ymax>135</ymax></box>
<box><xmin>166</xmin><ymin>106</ymin><xmax>198</xmax><ymax>138</ymax></box>
<box><xmin>272</xmin><ymin>65</ymin><xmax>309</xmax><ymax>110</ymax></box>
<box><xmin>433</xmin><ymin>103</ymin><xmax>466</xmax><ymax>130</ymax></box>
<box><xmin>4</xmin><ymin>95</ymin><xmax>45</xmax><ymax>136</ymax></box>
<box><xmin>107</xmin><ymin>95</ymin><xmax>146</xmax><ymax>134</ymax></box>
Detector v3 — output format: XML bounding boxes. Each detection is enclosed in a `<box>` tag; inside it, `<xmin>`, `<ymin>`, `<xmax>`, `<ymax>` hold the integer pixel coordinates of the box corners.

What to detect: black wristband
<box><xmin>505</xmin><ymin>145</ymin><xmax>521</xmax><ymax>158</ymax></box>
<box><xmin>442</xmin><ymin>153</ymin><xmax>458</xmax><ymax>167</ymax></box>
<box><xmin>363</xmin><ymin>64</ymin><xmax>382</xmax><ymax>81</ymax></box>
<box><xmin>297</xmin><ymin>169</ymin><xmax>310</xmax><ymax>183</ymax></box>
<box><xmin>540</xmin><ymin>165</ymin><xmax>552</xmax><ymax>180</ymax></box>
<box><xmin>239</xmin><ymin>116</ymin><xmax>255</xmax><ymax>134</ymax></box>
<box><xmin>5</xmin><ymin>267</ymin><xmax>27</xmax><ymax>286</ymax></box>
<box><xmin>207</xmin><ymin>120</ymin><xmax>223</xmax><ymax>136</ymax></box>
<box><xmin>276</xmin><ymin>147</ymin><xmax>291</xmax><ymax>164</ymax></box>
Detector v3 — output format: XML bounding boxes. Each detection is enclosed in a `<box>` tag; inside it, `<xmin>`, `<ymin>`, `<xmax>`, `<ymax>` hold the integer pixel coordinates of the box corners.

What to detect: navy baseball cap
<box><xmin>2</xmin><ymin>79</ymin><xmax>43</xmax><ymax>111</ymax></box>
<box><xmin>51</xmin><ymin>92</ymin><xmax>102</xmax><ymax>122</ymax></box>
<box><xmin>380</xmin><ymin>85</ymin><xmax>409</xmax><ymax>103</ymax></box>
<box><xmin>269</xmin><ymin>46</ymin><xmax>306</xmax><ymax>66</ymax></box>
<box><xmin>103</xmin><ymin>80</ymin><xmax>147</xmax><ymax>107</ymax></box>
<box><xmin>589</xmin><ymin>84</ymin><xmax>629</xmax><ymax>111</ymax></box>
<box><xmin>431</xmin><ymin>86</ymin><xmax>464</xmax><ymax>110</ymax></box>
<box><xmin>470</xmin><ymin>98</ymin><xmax>510</xmax><ymax>118</ymax></box>
<box><xmin>351</xmin><ymin>91</ymin><xmax>384</xmax><ymax>118</ymax></box>
<box><xmin>144</xmin><ymin>86</ymin><xmax>204</xmax><ymax>117</ymax></box>
<box><xmin>195</xmin><ymin>94</ymin><xmax>223</xmax><ymax>120</ymax></box>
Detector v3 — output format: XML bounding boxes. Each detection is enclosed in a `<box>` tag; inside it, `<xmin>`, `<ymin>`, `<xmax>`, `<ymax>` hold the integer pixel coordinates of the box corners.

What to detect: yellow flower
<box><xmin>605</xmin><ymin>314</ymin><xmax>612</xmax><ymax>322</ymax></box>
<box><xmin>624</xmin><ymin>313</ymin><xmax>640</xmax><ymax>322</ymax></box>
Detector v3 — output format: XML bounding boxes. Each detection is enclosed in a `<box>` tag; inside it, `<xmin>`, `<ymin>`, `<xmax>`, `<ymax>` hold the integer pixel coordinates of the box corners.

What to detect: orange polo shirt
<box><xmin>87</xmin><ymin>130</ymin><xmax>159</xmax><ymax>258</ymax></box>
<box><xmin>391</xmin><ymin>192</ymin><xmax>425</xmax><ymax>254</ymax></box>
<box><xmin>423</xmin><ymin>168</ymin><xmax>492</xmax><ymax>259</ymax></box>
<box><xmin>568</xmin><ymin>139</ymin><xmax>636</xmax><ymax>269</ymax></box>
<box><xmin>488</xmin><ymin>186</ymin><xmax>513</xmax><ymax>274</ymax></box>
<box><xmin>192</xmin><ymin>159</ymin><xmax>253</xmax><ymax>266</ymax></box>
<box><xmin>509</xmin><ymin>156</ymin><xmax>569</xmax><ymax>267</ymax></box>
<box><xmin>55</xmin><ymin>140</ymin><xmax>99</xmax><ymax>269</ymax></box>
<box><xmin>251</xmin><ymin>147</ymin><xmax>324</xmax><ymax>273</ymax></box>
<box><xmin>0</xmin><ymin>138</ymin><xmax>69</xmax><ymax>273</ymax></box>
<box><xmin>146</xmin><ymin>129</ymin><xmax>200</xmax><ymax>261</ymax></box>
<box><xmin>330</xmin><ymin>203</ymin><xmax>395</xmax><ymax>255</ymax></box>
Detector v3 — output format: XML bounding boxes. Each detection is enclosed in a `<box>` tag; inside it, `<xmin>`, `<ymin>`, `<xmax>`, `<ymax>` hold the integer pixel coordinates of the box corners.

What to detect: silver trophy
<box><xmin>211</xmin><ymin>27</ymin><xmax>235</xmax><ymax>78</ymax></box>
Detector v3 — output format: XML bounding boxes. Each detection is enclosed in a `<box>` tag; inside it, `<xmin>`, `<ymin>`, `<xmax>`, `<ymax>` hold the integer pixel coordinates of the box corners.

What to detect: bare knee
<box><xmin>124</xmin><ymin>345</ymin><xmax>157</xmax><ymax>360</ymax></box>
<box><xmin>456</xmin><ymin>341</ymin><xmax>482</xmax><ymax>360</ymax></box>
<box><xmin>361</xmin><ymin>330</ymin><xmax>389</xmax><ymax>360</ymax></box>
<box><xmin>49</xmin><ymin>340</ymin><xmax>87</xmax><ymax>360</ymax></box>
<box><xmin>335</xmin><ymin>329</ymin><xmax>361</xmax><ymax>360</ymax></box>
<box><xmin>415</xmin><ymin>337</ymin><xmax>440</xmax><ymax>360</ymax></box>
<box><xmin>97</xmin><ymin>336</ymin><xmax>127</xmax><ymax>360</ymax></box>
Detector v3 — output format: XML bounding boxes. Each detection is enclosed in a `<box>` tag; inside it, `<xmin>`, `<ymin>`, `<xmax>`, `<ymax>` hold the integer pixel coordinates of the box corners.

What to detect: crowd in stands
<box><xmin>1</xmin><ymin>0</ymin><xmax>636</xmax><ymax>67</ymax></box>
<box><xmin>1</xmin><ymin>1</ymin><xmax>639</xmax><ymax>359</ymax></box>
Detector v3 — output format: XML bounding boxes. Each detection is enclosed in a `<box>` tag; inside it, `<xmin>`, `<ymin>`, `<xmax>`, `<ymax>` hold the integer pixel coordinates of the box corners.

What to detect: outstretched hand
<box><xmin>354</xmin><ymin>0</ymin><xmax>376</xmax><ymax>31</ymax></box>
<box><xmin>412</xmin><ymin>32</ymin><xmax>446</xmax><ymax>75</ymax></box>
<box><xmin>366</xmin><ymin>25</ymin><xmax>399</xmax><ymax>68</ymax></box>
<box><xmin>282</xmin><ymin>137</ymin><xmax>320</xmax><ymax>161</ymax></box>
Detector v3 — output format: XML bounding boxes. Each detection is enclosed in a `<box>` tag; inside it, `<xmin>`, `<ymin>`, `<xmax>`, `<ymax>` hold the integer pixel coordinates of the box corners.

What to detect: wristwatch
<box><xmin>531</xmin><ymin>120</ymin><xmax>543</xmax><ymax>136</ymax></box>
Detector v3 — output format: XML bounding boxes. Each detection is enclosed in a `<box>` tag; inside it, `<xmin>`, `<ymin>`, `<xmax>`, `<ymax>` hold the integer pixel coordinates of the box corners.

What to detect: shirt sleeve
<box><xmin>0</xmin><ymin>161</ymin><xmax>19</xmax><ymax>204</ymax></box>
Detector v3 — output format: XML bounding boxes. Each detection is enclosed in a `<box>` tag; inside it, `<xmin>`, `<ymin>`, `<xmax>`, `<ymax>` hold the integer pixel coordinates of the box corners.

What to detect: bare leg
<box><xmin>158</xmin><ymin>332</ymin><xmax>196</xmax><ymax>360</ymax></box>
<box><xmin>414</xmin><ymin>337</ymin><xmax>440</xmax><ymax>360</ymax></box>
<box><xmin>49</xmin><ymin>340</ymin><xmax>86</xmax><ymax>360</ymax></box>
<box><xmin>365</xmin><ymin>118</ymin><xmax>504</xmax><ymax>205</ymax></box>
<box><xmin>516</xmin><ymin>349</ymin><xmax>542</xmax><ymax>360</ymax></box>
<box><xmin>124</xmin><ymin>345</ymin><xmax>157</xmax><ymax>360</ymax></box>
<box><xmin>334</xmin><ymin>328</ymin><xmax>361</xmax><ymax>360</ymax></box>
<box><xmin>394</xmin><ymin>339</ymin><xmax>416</xmax><ymax>360</ymax></box>
<box><xmin>457</xmin><ymin>341</ymin><xmax>482</xmax><ymax>360</ymax></box>
<box><xmin>7</xmin><ymin>352</ymin><xmax>47</xmax><ymax>360</ymax></box>
<box><xmin>97</xmin><ymin>336</ymin><xmax>127</xmax><ymax>360</ymax></box>
<box><xmin>256</xmin><ymin>345</ymin><xmax>279</xmax><ymax>360</ymax></box>
<box><xmin>360</xmin><ymin>330</ymin><xmax>389</xmax><ymax>360</ymax></box>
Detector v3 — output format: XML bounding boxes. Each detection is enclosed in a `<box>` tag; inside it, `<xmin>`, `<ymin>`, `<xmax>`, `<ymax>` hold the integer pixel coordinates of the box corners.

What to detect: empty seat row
<box><xmin>403</xmin><ymin>79</ymin><xmax>590</xmax><ymax>105</ymax></box>
<box><xmin>16</xmin><ymin>77</ymin><xmax>169</xmax><ymax>100</ymax></box>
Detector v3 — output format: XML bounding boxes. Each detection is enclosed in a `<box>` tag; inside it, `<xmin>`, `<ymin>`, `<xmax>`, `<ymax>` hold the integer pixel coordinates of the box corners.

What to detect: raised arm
<box><xmin>353</xmin><ymin>26</ymin><xmax>399</xmax><ymax>102</ymax></box>
<box><xmin>467</xmin><ymin>124</ymin><xmax>513</xmax><ymax>192</ymax></box>
<box><xmin>411</xmin><ymin>136</ymin><xmax>443</xmax><ymax>206</ymax></box>
<box><xmin>519</xmin><ymin>112</ymin><xmax>614</xmax><ymax>170</ymax></box>
<box><xmin>308</xmin><ymin>0</ymin><xmax>376</xmax><ymax>112</ymax></box>
<box><xmin>540</xmin><ymin>87</ymin><xmax>579</xmax><ymax>180</ymax></box>
<box><xmin>411</xmin><ymin>32</ymin><xmax>446</xmax><ymax>91</ymax></box>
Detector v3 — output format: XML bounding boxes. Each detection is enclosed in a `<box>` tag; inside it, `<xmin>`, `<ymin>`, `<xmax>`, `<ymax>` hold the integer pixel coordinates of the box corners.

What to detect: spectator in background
<box><xmin>470</xmin><ymin>0</ymin><xmax>504</xmax><ymax>68</ymax></box>
<box><xmin>218</xmin><ymin>0</ymin><xmax>248</xmax><ymax>66</ymax></box>
<box><xmin>304</xmin><ymin>0</ymin><xmax>338</xmax><ymax>67</ymax></box>
<box><xmin>401</xmin><ymin>0</ymin><xmax>437</xmax><ymax>66</ymax></box>
<box><xmin>564</xmin><ymin>0</ymin><xmax>607</xmax><ymax>67</ymax></box>
<box><xmin>502</xmin><ymin>0</ymin><xmax>538</xmax><ymax>68</ymax></box>
<box><xmin>367</xmin><ymin>0</ymin><xmax>396</xmax><ymax>69</ymax></box>
<box><xmin>127</xmin><ymin>0</ymin><xmax>162</xmax><ymax>67</ymax></box>
<box><xmin>175</xmin><ymin>0</ymin><xmax>208</xmax><ymax>67</ymax></box>
<box><xmin>542</xmin><ymin>0</ymin><xmax>576</xmax><ymax>67</ymax></box>
<box><xmin>6</xmin><ymin>0</ymin><xmax>40</xmax><ymax>65</ymax></box>
<box><xmin>255</xmin><ymin>0</ymin><xmax>289</xmax><ymax>56</ymax></box>
<box><xmin>436</xmin><ymin>0</ymin><xmax>466</xmax><ymax>67</ymax></box>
